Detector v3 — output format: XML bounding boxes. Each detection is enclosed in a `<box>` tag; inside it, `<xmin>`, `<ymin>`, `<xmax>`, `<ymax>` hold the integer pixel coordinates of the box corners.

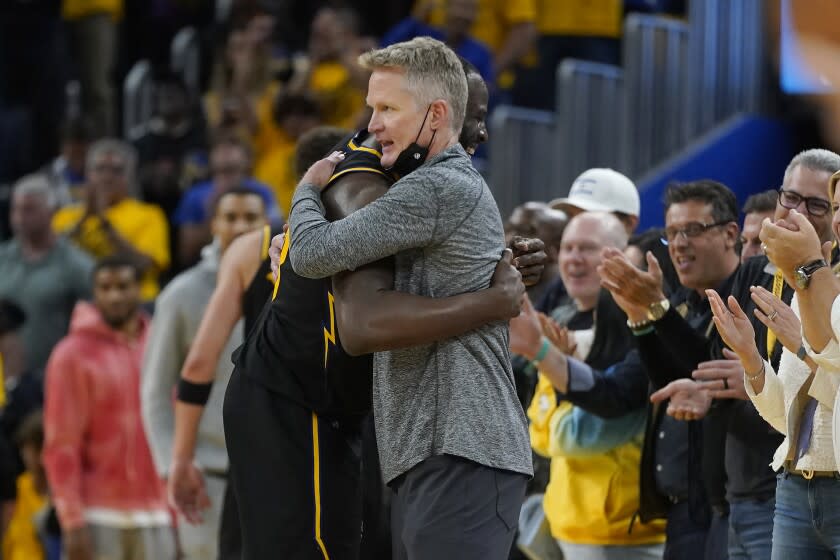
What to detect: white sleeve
<box><xmin>745</xmin><ymin>358</ymin><xmax>788</xmax><ymax>435</ymax></box>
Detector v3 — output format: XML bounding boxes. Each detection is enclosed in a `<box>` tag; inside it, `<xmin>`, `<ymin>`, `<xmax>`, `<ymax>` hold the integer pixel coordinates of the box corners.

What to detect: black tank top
<box><xmin>232</xmin><ymin>130</ymin><xmax>396</xmax><ymax>417</ymax></box>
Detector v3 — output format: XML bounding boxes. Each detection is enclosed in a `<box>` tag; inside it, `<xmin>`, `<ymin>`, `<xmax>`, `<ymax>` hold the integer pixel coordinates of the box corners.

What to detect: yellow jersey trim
<box><xmin>312</xmin><ymin>413</ymin><xmax>330</xmax><ymax>559</ymax></box>
<box><xmin>347</xmin><ymin>138</ymin><xmax>382</xmax><ymax>157</ymax></box>
<box><xmin>328</xmin><ymin>167</ymin><xmax>388</xmax><ymax>184</ymax></box>
<box><xmin>271</xmin><ymin>232</ymin><xmax>290</xmax><ymax>301</ymax></box>
<box><xmin>323</xmin><ymin>292</ymin><xmax>336</xmax><ymax>368</ymax></box>
<box><xmin>259</xmin><ymin>225</ymin><xmax>271</xmax><ymax>261</ymax></box>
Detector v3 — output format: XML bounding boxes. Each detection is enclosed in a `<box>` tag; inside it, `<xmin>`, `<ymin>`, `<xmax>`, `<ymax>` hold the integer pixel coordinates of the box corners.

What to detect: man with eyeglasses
<box><xmin>699</xmin><ymin>149</ymin><xmax>839</xmax><ymax>559</ymax></box>
<box><xmin>521</xmin><ymin>180</ymin><xmax>741</xmax><ymax>559</ymax></box>
<box><xmin>624</xmin><ymin>149</ymin><xmax>840</xmax><ymax>559</ymax></box>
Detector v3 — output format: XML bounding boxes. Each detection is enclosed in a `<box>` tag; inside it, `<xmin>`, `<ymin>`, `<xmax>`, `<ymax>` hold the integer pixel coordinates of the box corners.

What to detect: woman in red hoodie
<box><xmin>43</xmin><ymin>255</ymin><xmax>174</xmax><ymax>560</ymax></box>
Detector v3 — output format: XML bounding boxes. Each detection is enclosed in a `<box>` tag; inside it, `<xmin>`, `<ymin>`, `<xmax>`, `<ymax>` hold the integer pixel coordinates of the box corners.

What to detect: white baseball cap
<box><xmin>549</xmin><ymin>168</ymin><xmax>640</xmax><ymax>217</ymax></box>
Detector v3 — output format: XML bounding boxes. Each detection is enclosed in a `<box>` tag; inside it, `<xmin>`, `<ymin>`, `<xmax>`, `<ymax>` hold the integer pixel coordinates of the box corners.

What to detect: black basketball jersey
<box><xmin>233</xmin><ymin>130</ymin><xmax>396</xmax><ymax>418</ymax></box>
<box><xmin>242</xmin><ymin>224</ymin><xmax>280</xmax><ymax>336</ymax></box>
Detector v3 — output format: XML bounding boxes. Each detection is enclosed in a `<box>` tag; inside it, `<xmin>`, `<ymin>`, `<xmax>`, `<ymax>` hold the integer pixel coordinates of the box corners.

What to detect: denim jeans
<box><xmin>771</xmin><ymin>472</ymin><xmax>840</xmax><ymax>559</ymax></box>
<box><xmin>728</xmin><ymin>497</ymin><xmax>774</xmax><ymax>559</ymax></box>
<box><xmin>664</xmin><ymin>501</ymin><xmax>710</xmax><ymax>560</ymax></box>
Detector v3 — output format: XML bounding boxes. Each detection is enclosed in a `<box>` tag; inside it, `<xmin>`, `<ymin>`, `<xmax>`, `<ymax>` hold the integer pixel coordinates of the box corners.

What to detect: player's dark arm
<box><xmin>324</xmin><ymin>173</ymin><xmax>523</xmax><ymax>356</ymax></box>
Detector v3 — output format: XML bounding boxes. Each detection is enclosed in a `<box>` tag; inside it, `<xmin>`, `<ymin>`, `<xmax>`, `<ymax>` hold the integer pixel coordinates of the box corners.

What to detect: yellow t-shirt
<box><xmin>1</xmin><ymin>473</ymin><xmax>46</xmax><ymax>560</ymax></box>
<box><xmin>425</xmin><ymin>0</ymin><xmax>537</xmax><ymax>52</ymax></box>
<box><xmin>310</xmin><ymin>62</ymin><xmax>366</xmax><ymax>129</ymax></box>
<box><xmin>535</xmin><ymin>0</ymin><xmax>623</xmax><ymax>38</ymax></box>
<box><xmin>53</xmin><ymin>198</ymin><xmax>170</xmax><ymax>301</ymax></box>
<box><xmin>255</xmin><ymin>141</ymin><xmax>297</xmax><ymax>219</ymax></box>
<box><xmin>528</xmin><ymin>374</ymin><xmax>666</xmax><ymax>545</ymax></box>
<box><xmin>62</xmin><ymin>0</ymin><xmax>123</xmax><ymax>20</ymax></box>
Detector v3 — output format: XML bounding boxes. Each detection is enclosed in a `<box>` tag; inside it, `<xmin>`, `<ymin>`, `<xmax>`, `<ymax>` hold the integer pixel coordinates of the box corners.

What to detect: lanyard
<box><xmin>766</xmin><ymin>270</ymin><xmax>785</xmax><ymax>357</ymax></box>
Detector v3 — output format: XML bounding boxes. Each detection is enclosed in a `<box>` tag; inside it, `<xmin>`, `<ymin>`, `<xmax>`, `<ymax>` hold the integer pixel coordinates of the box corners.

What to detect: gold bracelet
<box><xmin>745</xmin><ymin>362</ymin><xmax>765</xmax><ymax>382</ymax></box>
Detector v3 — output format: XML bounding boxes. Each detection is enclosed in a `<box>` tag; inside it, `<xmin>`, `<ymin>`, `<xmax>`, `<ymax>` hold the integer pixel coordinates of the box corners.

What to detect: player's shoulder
<box><xmin>327</xmin><ymin>129</ymin><xmax>397</xmax><ymax>187</ymax></box>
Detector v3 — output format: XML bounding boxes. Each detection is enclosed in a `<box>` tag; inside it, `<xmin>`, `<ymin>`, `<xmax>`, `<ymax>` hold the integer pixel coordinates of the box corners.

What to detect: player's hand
<box><xmin>300</xmin><ymin>151</ymin><xmax>345</xmax><ymax>190</ymax></box>
<box><xmin>269</xmin><ymin>224</ymin><xmax>289</xmax><ymax>280</ymax></box>
<box><xmin>509</xmin><ymin>236</ymin><xmax>547</xmax><ymax>286</ymax></box>
<box><xmin>168</xmin><ymin>459</ymin><xmax>211</xmax><ymax>525</ymax></box>
<box><xmin>491</xmin><ymin>249</ymin><xmax>526</xmax><ymax>319</ymax></box>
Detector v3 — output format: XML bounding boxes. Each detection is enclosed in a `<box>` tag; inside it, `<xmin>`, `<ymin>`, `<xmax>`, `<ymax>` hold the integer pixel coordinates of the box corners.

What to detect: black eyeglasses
<box><xmin>778</xmin><ymin>188</ymin><xmax>832</xmax><ymax>217</ymax></box>
<box><xmin>662</xmin><ymin>221</ymin><xmax>730</xmax><ymax>244</ymax></box>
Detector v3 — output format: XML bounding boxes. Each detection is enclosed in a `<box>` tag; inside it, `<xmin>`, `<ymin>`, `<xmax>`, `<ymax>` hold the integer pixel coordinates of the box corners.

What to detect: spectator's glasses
<box><xmin>778</xmin><ymin>188</ymin><xmax>832</xmax><ymax>217</ymax></box>
<box><xmin>662</xmin><ymin>221</ymin><xmax>730</xmax><ymax>244</ymax></box>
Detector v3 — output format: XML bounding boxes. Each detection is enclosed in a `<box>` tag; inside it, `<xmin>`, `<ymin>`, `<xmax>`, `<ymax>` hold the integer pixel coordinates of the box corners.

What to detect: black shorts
<box><xmin>223</xmin><ymin>369</ymin><xmax>364</xmax><ymax>560</ymax></box>
<box><xmin>218</xmin><ymin>477</ymin><xmax>241</xmax><ymax>560</ymax></box>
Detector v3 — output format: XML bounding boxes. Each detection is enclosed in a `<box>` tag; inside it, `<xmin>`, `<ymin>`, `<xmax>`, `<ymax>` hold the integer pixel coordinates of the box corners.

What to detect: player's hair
<box><xmin>359</xmin><ymin>37</ymin><xmax>468</xmax><ymax>134</ymax></box>
<box><xmin>294</xmin><ymin>127</ymin><xmax>348</xmax><ymax>179</ymax></box>
<box><xmin>209</xmin><ymin>185</ymin><xmax>266</xmax><ymax>218</ymax></box>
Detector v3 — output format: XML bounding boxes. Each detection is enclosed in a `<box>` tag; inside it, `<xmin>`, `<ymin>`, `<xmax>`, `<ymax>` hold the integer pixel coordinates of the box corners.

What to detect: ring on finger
<box><xmin>768</xmin><ymin>310</ymin><xmax>779</xmax><ymax>321</ymax></box>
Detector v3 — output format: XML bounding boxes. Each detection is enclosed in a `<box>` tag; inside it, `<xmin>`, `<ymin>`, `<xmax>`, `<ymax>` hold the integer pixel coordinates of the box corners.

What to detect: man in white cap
<box><xmin>550</xmin><ymin>168</ymin><xmax>640</xmax><ymax>234</ymax></box>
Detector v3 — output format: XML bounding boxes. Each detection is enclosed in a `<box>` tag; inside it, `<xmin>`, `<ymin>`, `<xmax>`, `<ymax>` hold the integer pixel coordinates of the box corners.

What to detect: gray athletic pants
<box><xmin>390</xmin><ymin>454</ymin><xmax>528</xmax><ymax>560</ymax></box>
<box><xmin>88</xmin><ymin>523</ymin><xmax>176</xmax><ymax>559</ymax></box>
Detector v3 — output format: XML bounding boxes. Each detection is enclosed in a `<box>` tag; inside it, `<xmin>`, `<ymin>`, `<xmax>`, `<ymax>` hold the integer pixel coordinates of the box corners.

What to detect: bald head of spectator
<box><xmin>560</xmin><ymin>212</ymin><xmax>627</xmax><ymax>311</ymax></box>
<box><xmin>11</xmin><ymin>174</ymin><xmax>58</xmax><ymax>247</ymax></box>
<box><xmin>505</xmin><ymin>201</ymin><xmax>567</xmax><ymax>301</ymax></box>
<box><xmin>550</xmin><ymin>168</ymin><xmax>640</xmax><ymax>235</ymax></box>
<box><xmin>505</xmin><ymin>201</ymin><xmax>568</xmax><ymax>261</ymax></box>
<box><xmin>740</xmin><ymin>189</ymin><xmax>777</xmax><ymax>263</ymax></box>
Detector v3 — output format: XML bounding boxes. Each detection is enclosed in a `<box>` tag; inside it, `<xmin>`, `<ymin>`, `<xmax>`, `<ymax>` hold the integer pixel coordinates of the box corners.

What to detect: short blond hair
<box><xmin>359</xmin><ymin>37</ymin><xmax>468</xmax><ymax>134</ymax></box>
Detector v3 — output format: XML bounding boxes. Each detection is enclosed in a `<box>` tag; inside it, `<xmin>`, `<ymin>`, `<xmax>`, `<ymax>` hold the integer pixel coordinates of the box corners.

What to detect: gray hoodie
<box><xmin>141</xmin><ymin>242</ymin><xmax>243</xmax><ymax>476</ymax></box>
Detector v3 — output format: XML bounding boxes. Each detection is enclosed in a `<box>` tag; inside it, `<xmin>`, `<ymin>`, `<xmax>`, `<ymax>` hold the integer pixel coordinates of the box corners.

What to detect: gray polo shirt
<box><xmin>289</xmin><ymin>144</ymin><xmax>533</xmax><ymax>483</ymax></box>
<box><xmin>0</xmin><ymin>237</ymin><xmax>93</xmax><ymax>371</ymax></box>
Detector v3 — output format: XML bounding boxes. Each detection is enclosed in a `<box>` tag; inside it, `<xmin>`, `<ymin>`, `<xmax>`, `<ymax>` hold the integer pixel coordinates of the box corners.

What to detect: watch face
<box><xmin>794</xmin><ymin>268</ymin><xmax>808</xmax><ymax>289</ymax></box>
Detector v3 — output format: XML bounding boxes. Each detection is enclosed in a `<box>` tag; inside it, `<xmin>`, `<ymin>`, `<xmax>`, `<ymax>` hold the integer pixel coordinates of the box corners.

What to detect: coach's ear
<box><xmin>428</xmin><ymin>98</ymin><xmax>449</xmax><ymax>131</ymax></box>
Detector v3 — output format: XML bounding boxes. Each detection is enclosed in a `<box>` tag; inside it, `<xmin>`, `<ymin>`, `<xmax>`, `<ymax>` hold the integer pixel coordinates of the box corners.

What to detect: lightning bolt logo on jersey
<box><xmin>232</xmin><ymin>129</ymin><xmax>396</xmax><ymax>417</ymax></box>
